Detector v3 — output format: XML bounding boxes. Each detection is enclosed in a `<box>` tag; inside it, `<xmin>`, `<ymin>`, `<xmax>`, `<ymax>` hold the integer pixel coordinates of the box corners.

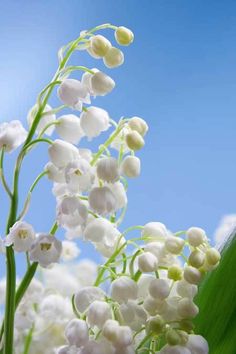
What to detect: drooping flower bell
<box><xmin>29</xmin><ymin>233</ymin><xmax>62</xmax><ymax>268</ymax></box>
<box><xmin>56</xmin><ymin>196</ymin><xmax>88</xmax><ymax>229</ymax></box>
<box><xmin>88</xmin><ymin>186</ymin><xmax>116</xmax><ymax>215</ymax></box>
<box><xmin>5</xmin><ymin>221</ymin><xmax>35</xmax><ymax>252</ymax></box>
<box><xmin>0</xmin><ymin>120</ymin><xmax>27</xmax><ymax>152</ymax></box>
<box><xmin>57</xmin><ymin>79</ymin><xmax>90</xmax><ymax>110</ymax></box>
<box><xmin>80</xmin><ymin>106</ymin><xmax>110</xmax><ymax>139</ymax></box>
<box><xmin>48</xmin><ymin>139</ymin><xmax>79</xmax><ymax>168</ymax></box>
<box><xmin>56</xmin><ymin>114</ymin><xmax>84</xmax><ymax>144</ymax></box>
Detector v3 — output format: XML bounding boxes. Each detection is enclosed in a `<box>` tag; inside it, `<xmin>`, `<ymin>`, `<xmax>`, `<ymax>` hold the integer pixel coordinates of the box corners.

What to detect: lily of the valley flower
<box><xmin>80</xmin><ymin>106</ymin><xmax>110</xmax><ymax>139</ymax></box>
<box><xmin>56</xmin><ymin>196</ymin><xmax>88</xmax><ymax>229</ymax></box>
<box><xmin>29</xmin><ymin>233</ymin><xmax>62</xmax><ymax>267</ymax></box>
<box><xmin>0</xmin><ymin>120</ymin><xmax>27</xmax><ymax>152</ymax></box>
<box><xmin>5</xmin><ymin>221</ymin><xmax>35</xmax><ymax>252</ymax></box>
<box><xmin>57</xmin><ymin>79</ymin><xmax>90</xmax><ymax>110</ymax></box>
<box><xmin>48</xmin><ymin>139</ymin><xmax>79</xmax><ymax>168</ymax></box>
<box><xmin>56</xmin><ymin>114</ymin><xmax>84</xmax><ymax>144</ymax></box>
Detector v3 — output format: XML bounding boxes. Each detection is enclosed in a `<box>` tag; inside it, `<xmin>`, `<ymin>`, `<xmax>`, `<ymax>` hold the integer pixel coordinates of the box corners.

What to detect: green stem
<box><xmin>23</xmin><ymin>325</ymin><xmax>34</xmax><ymax>354</ymax></box>
<box><xmin>0</xmin><ymin>147</ymin><xmax>12</xmax><ymax>198</ymax></box>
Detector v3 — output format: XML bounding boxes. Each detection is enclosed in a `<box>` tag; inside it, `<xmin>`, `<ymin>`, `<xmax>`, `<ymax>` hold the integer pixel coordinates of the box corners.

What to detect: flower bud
<box><xmin>165</xmin><ymin>236</ymin><xmax>185</xmax><ymax>255</ymax></box>
<box><xmin>87</xmin><ymin>300</ymin><xmax>112</xmax><ymax>328</ymax></box>
<box><xmin>80</xmin><ymin>106</ymin><xmax>110</xmax><ymax>139</ymax></box>
<box><xmin>48</xmin><ymin>139</ymin><xmax>79</xmax><ymax>168</ymax></box>
<box><xmin>179</xmin><ymin>319</ymin><xmax>195</xmax><ymax>333</ymax></box>
<box><xmin>120</xmin><ymin>156</ymin><xmax>141</xmax><ymax>178</ymax></box>
<box><xmin>177</xmin><ymin>298</ymin><xmax>199</xmax><ymax>318</ymax></box>
<box><xmin>111</xmin><ymin>276</ymin><xmax>138</xmax><ymax>303</ymax></box>
<box><xmin>186</xmin><ymin>227</ymin><xmax>206</xmax><ymax>247</ymax></box>
<box><xmin>103</xmin><ymin>47</ymin><xmax>124</xmax><ymax>68</ymax></box>
<box><xmin>188</xmin><ymin>250</ymin><xmax>205</xmax><ymax>268</ymax></box>
<box><xmin>142</xmin><ymin>222</ymin><xmax>168</xmax><ymax>241</ymax></box>
<box><xmin>166</xmin><ymin>329</ymin><xmax>182</xmax><ymax>346</ymax></box>
<box><xmin>205</xmin><ymin>248</ymin><xmax>221</xmax><ymax>266</ymax></box>
<box><xmin>125</xmin><ymin>131</ymin><xmax>144</xmax><ymax>151</ymax></box>
<box><xmin>56</xmin><ymin>114</ymin><xmax>84</xmax><ymax>144</ymax></box>
<box><xmin>137</xmin><ymin>252</ymin><xmax>158</xmax><ymax>272</ymax></box>
<box><xmin>89</xmin><ymin>186</ymin><xmax>116</xmax><ymax>215</ymax></box>
<box><xmin>168</xmin><ymin>265</ymin><xmax>183</xmax><ymax>281</ymax></box>
<box><xmin>90</xmin><ymin>35</ymin><xmax>111</xmax><ymax>57</ymax></box>
<box><xmin>64</xmin><ymin>319</ymin><xmax>89</xmax><ymax>347</ymax></box>
<box><xmin>97</xmin><ymin>157</ymin><xmax>119</xmax><ymax>183</ymax></box>
<box><xmin>90</xmin><ymin>71</ymin><xmax>115</xmax><ymax>96</ymax></box>
<box><xmin>148</xmin><ymin>278</ymin><xmax>170</xmax><ymax>300</ymax></box>
<box><xmin>146</xmin><ymin>315</ymin><xmax>165</xmax><ymax>334</ymax></box>
<box><xmin>128</xmin><ymin>117</ymin><xmax>148</xmax><ymax>136</ymax></box>
<box><xmin>115</xmin><ymin>26</ymin><xmax>134</xmax><ymax>46</ymax></box>
<box><xmin>183</xmin><ymin>266</ymin><xmax>202</xmax><ymax>285</ymax></box>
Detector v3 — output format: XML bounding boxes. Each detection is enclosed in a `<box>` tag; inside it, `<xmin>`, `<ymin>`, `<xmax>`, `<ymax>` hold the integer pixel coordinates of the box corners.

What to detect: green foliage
<box><xmin>194</xmin><ymin>232</ymin><xmax>236</xmax><ymax>354</ymax></box>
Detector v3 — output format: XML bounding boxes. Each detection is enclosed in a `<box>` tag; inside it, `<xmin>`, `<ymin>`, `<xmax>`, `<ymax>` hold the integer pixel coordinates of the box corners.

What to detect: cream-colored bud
<box><xmin>103</xmin><ymin>47</ymin><xmax>124</xmax><ymax>68</ymax></box>
<box><xmin>115</xmin><ymin>26</ymin><xmax>134</xmax><ymax>46</ymax></box>
<box><xmin>168</xmin><ymin>265</ymin><xmax>183</xmax><ymax>281</ymax></box>
<box><xmin>205</xmin><ymin>248</ymin><xmax>221</xmax><ymax>266</ymax></box>
<box><xmin>125</xmin><ymin>131</ymin><xmax>144</xmax><ymax>151</ymax></box>
<box><xmin>146</xmin><ymin>315</ymin><xmax>165</xmax><ymax>334</ymax></box>
<box><xmin>165</xmin><ymin>236</ymin><xmax>185</xmax><ymax>255</ymax></box>
<box><xmin>137</xmin><ymin>252</ymin><xmax>158</xmax><ymax>273</ymax></box>
<box><xmin>184</xmin><ymin>266</ymin><xmax>202</xmax><ymax>285</ymax></box>
<box><xmin>128</xmin><ymin>117</ymin><xmax>148</xmax><ymax>136</ymax></box>
<box><xmin>166</xmin><ymin>329</ymin><xmax>182</xmax><ymax>346</ymax></box>
<box><xmin>90</xmin><ymin>35</ymin><xmax>111</xmax><ymax>57</ymax></box>
<box><xmin>188</xmin><ymin>250</ymin><xmax>205</xmax><ymax>268</ymax></box>
<box><xmin>186</xmin><ymin>227</ymin><xmax>206</xmax><ymax>247</ymax></box>
<box><xmin>120</xmin><ymin>156</ymin><xmax>141</xmax><ymax>178</ymax></box>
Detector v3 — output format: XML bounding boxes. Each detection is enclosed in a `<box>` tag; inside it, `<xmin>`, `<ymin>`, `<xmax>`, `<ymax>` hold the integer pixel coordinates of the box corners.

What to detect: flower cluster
<box><xmin>0</xmin><ymin>23</ymin><xmax>220</xmax><ymax>354</ymax></box>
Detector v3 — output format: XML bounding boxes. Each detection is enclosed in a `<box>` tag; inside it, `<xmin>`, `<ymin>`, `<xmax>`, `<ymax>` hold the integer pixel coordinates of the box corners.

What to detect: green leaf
<box><xmin>194</xmin><ymin>232</ymin><xmax>236</xmax><ymax>353</ymax></box>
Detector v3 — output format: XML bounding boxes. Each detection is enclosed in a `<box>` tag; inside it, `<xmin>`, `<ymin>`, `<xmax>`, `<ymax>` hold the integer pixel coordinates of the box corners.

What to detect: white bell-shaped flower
<box><xmin>56</xmin><ymin>114</ymin><xmax>84</xmax><ymax>144</ymax></box>
<box><xmin>120</xmin><ymin>156</ymin><xmax>141</xmax><ymax>178</ymax></box>
<box><xmin>81</xmin><ymin>339</ymin><xmax>115</xmax><ymax>354</ymax></box>
<box><xmin>80</xmin><ymin>106</ymin><xmax>110</xmax><ymax>139</ymax></box>
<box><xmin>29</xmin><ymin>233</ymin><xmax>62</xmax><ymax>267</ymax></box>
<box><xmin>108</xmin><ymin>181</ymin><xmax>127</xmax><ymax>210</ymax></box>
<box><xmin>48</xmin><ymin>139</ymin><xmax>79</xmax><ymax>168</ymax></box>
<box><xmin>89</xmin><ymin>186</ymin><xmax>116</xmax><ymax>215</ymax></box>
<box><xmin>119</xmin><ymin>301</ymin><xmax>147</xmax><ymax>331</ymax></box>
<box><xmin>128</xmin><ymin>117</ymin><xmax>148</xmax><ymax>136</ymax></box>
<box><xmin>142</xmin><ymin>222</ymin><xmax>168</xmax><ymax>242</ymax></box>
<box><xmin>57</xmin><ymin>79</ymin><xmax>90</xmax><ymax>110</ymax></box>
<box><xmin>97</xmin><ymin>157</ymin><xmax>119</xmax><ymax>183</ymax></box>
<box><xmin>148</xmin><ymin>278</ymin><xmax>170</xmax><ymax>300</ymax></box>
<box><xmin>165</xmin><ymin>236</ymin><xmax>185</xmax><ymax>255</ymax></box>
<box><xmin>5</xmin><ymin>221</ymin><xmax>35</xmax><ymax>252</ymax></box>
<box><xmin>56</xmin><ymin>196</ymin><xmax>88</xmax><ymax>229</ymax></box>
<box><xmin>87</xmin><ymin>300</ymin><xmax>112</xmax><ymax>329</ymax></box>
<box><xmin>64</xmin><ymin>319</ymin><xmax>89</xmax><ymax>347</ymax></box>
<box><xmin>0</xmin><ymin>120</ymin><xmax>27</xmax><ymax>152</ymax></box>
<box><xmin>186</xmin><ymin>227</ymin><xmax>206</xmax><ymax>247</ymax></box>
<box><xmin>137</xmin><ymin>252</ymin><xmax>158</xmax><ymax>273</ymax></box>
<box><xmin>111</xmin><ymin>276</ymin><xmax>138</xmax><ymax>303</ymax></box>
<box><xmin>112</xmin><ymin>325</ymin><xmax>133</xmax><ymax>348</ymax></box>
<box><xmin>137</xmin><ymin>274</ymin><xmax>156</xmax><ymax>299</ymax></box>
<box><xmin>90</xmin><ymin>71</ymin><xmax>115</xmax><ymax>96</ymax></box>
<box><xmin>186</xmin><ymin>334</ymin><xmax>209</xmax><ymax>354</ymax></box>
<box><xmin>45</xmin><ymin>162</ymin><xmax>66</xmax><ymax>183</ymax></box>
<box><xmin>27</xmin><ymin>104</ymin><xmax>56</xmax><ymax>136</ymax></box>
<box><xmin>65</xmin><ymin>159</ymin><xmax>95</xmax><ymax>193</ymax></box>
<box><xmin>143</xmin><ymin>296</ymin><xmax>168</xmax><ymax>316</ymax></box>
<box><xmin>84</xmin><ymin>218</ymin><xmax>115</xmax><ymax>243</ymax></box>
<box><xmin>78</xmin><ymin>148</ymin><xmax>93</xmax><ymax>162</ymax></box>
<box><xmin>177</xmin><ymin>298</ymin><xmax>199</xmax><ymax>318</ymax></box>
<box><xmin>74</xmin><ymin>286</ymin><xmax>105</xmax><ymax>313</ymax></box>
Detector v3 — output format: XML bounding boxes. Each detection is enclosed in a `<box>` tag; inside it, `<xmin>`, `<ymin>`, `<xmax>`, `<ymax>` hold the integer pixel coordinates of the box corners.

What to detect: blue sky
<box><xmin>0</xmin><ymin>0</ymin><xmax>236</xmax><ymax>274</ymax></box>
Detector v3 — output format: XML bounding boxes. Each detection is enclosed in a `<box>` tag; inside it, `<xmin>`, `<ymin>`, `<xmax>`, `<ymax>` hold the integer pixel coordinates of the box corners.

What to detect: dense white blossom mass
<box><xmin>0</xmin><ymin>23</ymin><xmax>222</xmax><ymax>354</ymax></box>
